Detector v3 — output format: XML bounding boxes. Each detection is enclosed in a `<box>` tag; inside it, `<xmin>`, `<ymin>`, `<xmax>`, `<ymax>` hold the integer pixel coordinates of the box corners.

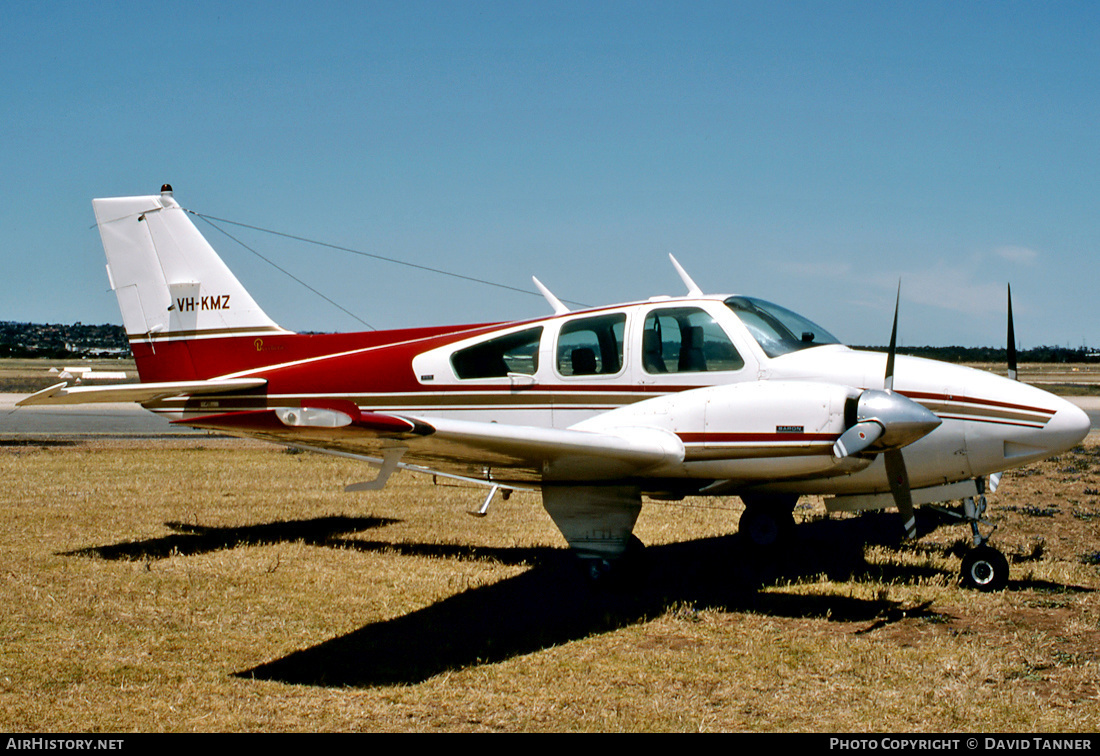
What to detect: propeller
<box><xmin>1007</xmin><ymin>283</ymin><xmax>1017</xmax><ymax>381</ymax></box>
<box><xmin>985</xmin><ymin>284</ymin><xmax>1015</xmax><ymax>498</ymax></box>
<box><xmin>884</xmin><ymin>448</ymin><xmax>916</xmax><ymax>538</ymax></box>
<box><xmin>832</xmin><ymin>418</ymin><xmax>884</xmax><ymax>458</ymax></box>
<box><xmin>832</xmin><ymin>283</ymin><xmax>940</xmax><ymax>538</ymax></box>
<box><xmin>885</xmin><ymin>284</ymin><xmax>899</xmax><ymax>392</ymax></box>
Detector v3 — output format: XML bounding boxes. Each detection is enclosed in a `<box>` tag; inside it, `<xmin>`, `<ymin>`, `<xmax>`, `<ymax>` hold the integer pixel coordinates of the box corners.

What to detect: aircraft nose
<box><xmin>964</xmin><ymin>375</ymin><xmax>1091</xmax><ymax>476</ymax></box>
<box><xmin>1043</xmin><ymin>397</ymin><xmax>1092</xmax><ymax>455</ymax></box>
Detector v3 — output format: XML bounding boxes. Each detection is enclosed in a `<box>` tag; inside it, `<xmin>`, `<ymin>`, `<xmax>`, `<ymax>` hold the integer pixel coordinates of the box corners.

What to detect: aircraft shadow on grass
<box><xmin>237</xmin><ymin>512</ymin><xmax>949</xmax><ymax>688</ymax></box>
<box><xmin>64</xmin><ymin>509</ymin><xmax>1090</xmax><ymax>688</ymax></box>
<box><xmin>61</xmin><ymin>515</ymin><xmax>403</xmax><ymax>561</ymax></box>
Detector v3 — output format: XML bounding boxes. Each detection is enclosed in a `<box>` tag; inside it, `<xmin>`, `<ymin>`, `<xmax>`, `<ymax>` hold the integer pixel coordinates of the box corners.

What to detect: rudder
<box><xmin>93</xmin><ymin>185</ymin><xmax>290</xmax><ymax>381</ymax></box>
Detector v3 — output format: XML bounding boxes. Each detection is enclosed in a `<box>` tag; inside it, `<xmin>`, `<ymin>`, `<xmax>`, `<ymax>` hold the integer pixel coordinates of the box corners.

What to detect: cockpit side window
<box><xmin>451</xmin><ymin>327</ymin><xmax>543</xmax><ymax>379</ymax></box>
<box><xmin>556</xmin><ymin>313</ymin><xmax>626</xmax><ymax>377</ymax></box>
<box><xmin>642</xmin><ymin>307</ymin><xmax>744</xmax><ymax>374</ymax></box>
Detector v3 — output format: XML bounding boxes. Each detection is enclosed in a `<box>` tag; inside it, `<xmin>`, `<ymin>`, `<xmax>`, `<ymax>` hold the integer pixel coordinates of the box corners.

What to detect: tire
<box><xmin>579</xmin><ymin>536</ymin><xmax>646</xmax><ymax>585</ymax></box>
<box><xmin>960</xmin><ymin>545</ymin><xmax>1010</xmax><ymax>592</ymax></box>
<box><xmin>739</xmin><ymin>506</ymin><xmax>795</xmax><ymax>549</ymax></box>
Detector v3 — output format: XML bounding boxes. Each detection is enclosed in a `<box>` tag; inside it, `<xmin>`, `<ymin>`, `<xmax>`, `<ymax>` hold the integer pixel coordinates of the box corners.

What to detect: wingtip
<box><xmin>15</xmin><ymin>382</ymin><xmax>69</xmax><ymax>407</ymax></box>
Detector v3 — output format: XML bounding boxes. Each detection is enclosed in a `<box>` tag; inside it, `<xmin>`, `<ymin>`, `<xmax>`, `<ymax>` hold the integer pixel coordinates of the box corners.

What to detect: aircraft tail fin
<box><xmin>93</xmin><ymin>185</ymin><xmax>291</xmax><ymax>381</ymax></box>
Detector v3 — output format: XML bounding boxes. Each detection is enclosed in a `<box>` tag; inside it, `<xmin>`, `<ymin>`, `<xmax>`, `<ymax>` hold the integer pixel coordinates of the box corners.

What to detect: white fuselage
<box><xmin>352</xmin><ymin>295</ymin><xmax>1089</xmax><ymax>494</ymax></box>
<box><xmin>141</xmin><ymin>293</ymin><xmax>1088</xmax><ymax>497</ymax></box>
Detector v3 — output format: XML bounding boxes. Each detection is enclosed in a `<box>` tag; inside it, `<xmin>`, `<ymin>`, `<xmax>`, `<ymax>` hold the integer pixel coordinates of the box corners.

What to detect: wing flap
<box><xmin>174</xmin><ymin>409</ymin><xmax>685</xmax><ymax>483</ymax></box>
<box><xmin>177</xmin><ymin>404</ymin><xmax>432</xmax><ymax>438</ymax></box>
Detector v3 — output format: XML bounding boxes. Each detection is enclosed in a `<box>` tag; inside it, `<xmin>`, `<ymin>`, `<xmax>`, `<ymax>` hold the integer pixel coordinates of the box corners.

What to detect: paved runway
<box><xmin>3</xmin><ymin>394</ymin><xmax>1098</xmax><ymax>437</ymax></box>
<box><xmin>0</xmin><ymin>395</ymin><xmax>202</xmax><ymax>436</ymax></box>
<box><xmin>1075</xmin><ymin>396</ymin><xmax>1100</xmax><ymax>431</ymax></box>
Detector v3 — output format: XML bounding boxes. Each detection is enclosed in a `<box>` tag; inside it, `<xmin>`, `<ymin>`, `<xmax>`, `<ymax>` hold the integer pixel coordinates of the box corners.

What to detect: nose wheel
<box><xmin>960</xmin><ymin>544</ymin><xmax>1010</xmax><ymax>592</ymax></box>
<box><xmin>958</xmin><ymin>492</ymin><xmax>1009</xmax><ymax>591</ymax></box>
<box><xmin>931</xmin><ymin>486</ymin><xmax>1010</xmax><ymax>592</ymax></box>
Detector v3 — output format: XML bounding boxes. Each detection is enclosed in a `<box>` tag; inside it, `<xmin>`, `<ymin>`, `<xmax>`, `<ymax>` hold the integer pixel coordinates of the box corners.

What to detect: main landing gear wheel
<box><xmin>738</xmin><ymin>506</ymin><xmax>795</xmax><ymax>550</ymax></box>
<box><xmin>580</xmin><ymin>535</ymin><xmax>646</xmax><ymax>584</ymax></box>
<box><xmin>960</xmin><ymin>545</ymin><xmax>1009</xmax><ymax>592</ymax></box>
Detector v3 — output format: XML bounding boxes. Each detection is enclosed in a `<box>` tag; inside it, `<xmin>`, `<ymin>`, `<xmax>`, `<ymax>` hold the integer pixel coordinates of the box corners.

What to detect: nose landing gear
<box><xmin>931</xmin><ymin>481</ymin><xmax>1010</xmax><ymax>592</ymax></box>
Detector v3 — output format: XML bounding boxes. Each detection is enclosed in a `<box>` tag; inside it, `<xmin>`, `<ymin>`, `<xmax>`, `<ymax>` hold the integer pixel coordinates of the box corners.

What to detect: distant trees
<box><xmin>0</xmin><ymin>322</ymin><xmax>128</xmax><ymax>358</ymax></box>
<box><xmin>0</xmin><ymin>320</ymin><xmax>1094</xmax><ymax>364</ymax></box>
<box><xmin>854</xmin><ymin>345</ymin><xmax>1098</xmax><ymax>364</ymax></box>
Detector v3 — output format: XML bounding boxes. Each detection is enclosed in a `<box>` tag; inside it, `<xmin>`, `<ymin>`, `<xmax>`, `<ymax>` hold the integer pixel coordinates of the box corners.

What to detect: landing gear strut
<box><xmin>931</xmin><ymin>481</ymin><xmax>1010</xmax><ymax>592</ymax></box>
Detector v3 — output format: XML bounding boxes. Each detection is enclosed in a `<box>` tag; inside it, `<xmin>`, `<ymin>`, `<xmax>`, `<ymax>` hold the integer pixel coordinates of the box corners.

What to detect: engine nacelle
<box><xmin>573</xmin><ymin>381</ymin><xmax>872</xmax><ymax>482</ymax></box>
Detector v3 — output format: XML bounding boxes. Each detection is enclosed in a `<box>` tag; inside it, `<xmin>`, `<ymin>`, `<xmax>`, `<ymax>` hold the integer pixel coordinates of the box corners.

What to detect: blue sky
<box><xmin>3</xmin><ymin>1</ymin><xmax>1098</xmax><ymax>347</ymax></box>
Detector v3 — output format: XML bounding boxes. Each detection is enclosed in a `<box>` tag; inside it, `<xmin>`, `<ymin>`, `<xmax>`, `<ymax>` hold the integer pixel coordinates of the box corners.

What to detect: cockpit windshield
<box><xmin>724</xmin><ymin>296</ymin><xmax>840</xmax><ymax>358</ymax></box>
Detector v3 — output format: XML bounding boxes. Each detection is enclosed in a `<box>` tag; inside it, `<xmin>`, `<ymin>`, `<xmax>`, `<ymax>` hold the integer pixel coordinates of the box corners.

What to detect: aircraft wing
<box><xmin>16</xmin><ymin>378</ymin><xmax>268</xmax><ymax>406</ymax></box>
<box><xmin>175</xmin><ymin>400</ymin><xmax>686</xmax><ymax>484</ymax></box>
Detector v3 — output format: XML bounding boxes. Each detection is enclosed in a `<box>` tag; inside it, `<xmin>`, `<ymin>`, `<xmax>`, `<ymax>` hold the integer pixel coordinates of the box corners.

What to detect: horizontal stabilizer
<box><xmin>16</xmin><ymin>378</ymin><xmax>267</xmax><ymax>406</ymax></box>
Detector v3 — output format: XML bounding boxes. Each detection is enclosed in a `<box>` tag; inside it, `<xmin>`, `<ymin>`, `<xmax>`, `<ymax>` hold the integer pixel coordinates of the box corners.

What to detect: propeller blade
<box><xmin>885</xmin><ymin>282</ymin><xmax>900</xmax><ymax>391</ymax></box>
<box><xmin>833</xmin><ymin>421</ymin><xmax>885</xmax><ymax>458</ymax></box>
<box><xmin>884</xmin><ymin>448</ymin><xmax>917</xmax><ymax>539</ymax></box>
<box><xmin>1007</xmin><ymin>283</ymin><xmax>1018</xmax><ymax>381</ymax></box>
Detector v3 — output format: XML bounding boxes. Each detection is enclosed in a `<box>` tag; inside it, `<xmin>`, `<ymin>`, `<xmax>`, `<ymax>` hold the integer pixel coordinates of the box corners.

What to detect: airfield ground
<box><xmin>1</xmin><ymin>360</ymin><xmax>1099</xmax><ymax>732</ymax></box>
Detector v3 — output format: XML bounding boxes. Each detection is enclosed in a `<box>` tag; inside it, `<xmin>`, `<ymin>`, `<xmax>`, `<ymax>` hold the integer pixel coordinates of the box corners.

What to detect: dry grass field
<box><xmin>1</xmin><ymin>431</ymin><xmax>1099</xmax><ymax>732</ymax></box>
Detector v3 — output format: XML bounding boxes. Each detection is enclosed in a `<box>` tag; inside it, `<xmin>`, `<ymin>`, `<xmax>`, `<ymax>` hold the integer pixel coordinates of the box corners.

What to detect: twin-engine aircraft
<box><xmin>21</xmin><ymin>186</ymin><xmax>1091</xmax><ymax>590</ymax></box>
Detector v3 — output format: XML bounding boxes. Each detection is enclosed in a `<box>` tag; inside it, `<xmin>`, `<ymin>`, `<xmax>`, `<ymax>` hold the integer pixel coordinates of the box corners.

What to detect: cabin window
<box><xmin>642</xmin><ymin>307</ymin><xmax>744</xmax><ymax>374</ymax></box>
<box><xmin>556</xmin><ymin>313</ymin><xmax>626</xmax><ymax>377</ymax></box>
<box><xmin>451</xmin><ymin>327</ymin><xmax>543</xmax><ymax>379</ymax></box>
